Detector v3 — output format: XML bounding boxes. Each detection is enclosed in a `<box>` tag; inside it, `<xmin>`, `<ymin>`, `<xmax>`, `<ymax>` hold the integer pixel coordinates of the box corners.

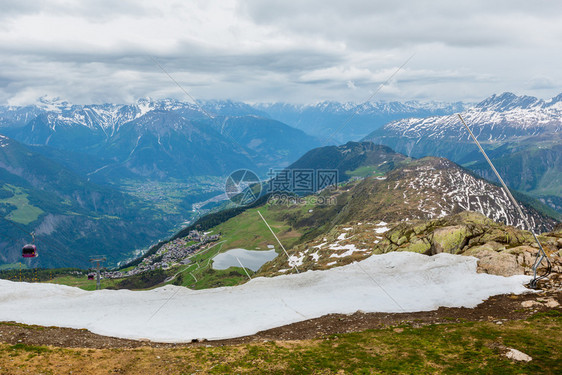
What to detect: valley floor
<box><xmin>0</xmin><ymin>275</ymin><xmax>560</xmax><ymax>374</ymax></box>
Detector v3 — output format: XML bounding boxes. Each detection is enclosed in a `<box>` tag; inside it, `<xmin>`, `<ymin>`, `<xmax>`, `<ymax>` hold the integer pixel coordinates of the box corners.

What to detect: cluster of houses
<box><xmin>102</xmin><ymin>230</ymin><xmax>220</xmax><ymax>279</ymax></box>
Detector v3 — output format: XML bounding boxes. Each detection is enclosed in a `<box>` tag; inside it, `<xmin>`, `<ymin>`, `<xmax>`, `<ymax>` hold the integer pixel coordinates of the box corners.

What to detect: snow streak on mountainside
<box><xmin>362</xmin><ymin>92</ymin><xmax>562</xmax><ymax>215</ymax></box>
<box><xmin>0</xmin><ymin>97</ymin><xmax>206</xmax><ymax>136</ymax></box>
<box><xmin>0</xmin><ymin>134</ymin><xmax>9</xmax><ymax>148</ymax></box>
<box><xmin>345</xmin><ymin>157</ymin><xmax>556</xmax><ymax>233</ymax></box>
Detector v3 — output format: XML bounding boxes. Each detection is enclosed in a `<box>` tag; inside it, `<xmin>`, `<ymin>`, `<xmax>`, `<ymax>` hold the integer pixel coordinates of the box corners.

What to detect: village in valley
<box><xmin>102</xmin><ymin>230</ymin><xmax>221</xmax><ymax>279</ymax></box>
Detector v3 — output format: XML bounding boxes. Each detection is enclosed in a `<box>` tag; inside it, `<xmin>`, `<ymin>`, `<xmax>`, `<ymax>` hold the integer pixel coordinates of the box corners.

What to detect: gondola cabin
<box><xmin>22</xmin><ymin>244</ymin><xmax>37</xmax><ymax>258</ymax></box>
<box><xmin>88</xmin><ymin>274</ymin><xmax>95</xmax><ymax>280</ymax></box>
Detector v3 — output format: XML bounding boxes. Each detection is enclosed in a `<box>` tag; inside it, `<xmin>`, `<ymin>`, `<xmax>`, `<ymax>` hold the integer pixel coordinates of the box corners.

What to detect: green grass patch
<box><xmin>110</xmin><ymin>269</ymin><xmax>167</xmax><ymax>290</ymax></box>
<box><xmin>0</xmin><ymin>262</ymin><xmax>28</xmax><ymax>271</ymax></box>
<box><xmin>200</xmin><ymin>314</ymin><xmax>562</xmax><ymax>374</ymax></box>
<box><xmin>345</xmin><ymin>165</ymin><xmax>384</xmax><ymax>178</ymax></box>
<box><xmin>191</xmin><ymin>267</ymin><xmax>250</xmax><ymax>289</ymax></box>
<box><xmin>48</xmin><ymin>275</ymin><xmax>119</xmax><ymax>291</ymax></box>
<box><xmin>0</xmin><ymin>185</ymin><xmax>43</xmax><ymax>225</ymax></box>
<box><xmin>10</xmin><ymin>343</ymin><xmax>52</xmax><ymax>354</ymax></box>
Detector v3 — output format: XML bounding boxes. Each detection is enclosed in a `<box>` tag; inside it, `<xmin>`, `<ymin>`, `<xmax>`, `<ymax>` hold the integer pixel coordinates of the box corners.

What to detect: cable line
<box><xmin>457</xmin><ymin>114</ymin><xmax>551</xmax><ymax>289</ymax></box>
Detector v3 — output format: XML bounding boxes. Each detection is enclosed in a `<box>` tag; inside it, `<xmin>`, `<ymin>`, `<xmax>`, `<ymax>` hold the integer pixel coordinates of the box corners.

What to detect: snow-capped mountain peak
<box><xmin>366</xmin><ymin>92</ymin><xmax>562</xmax><ymax>143</ymax></box>
<box><xmin>36</xmin><ymin>95</ymin><xmax>72</xmax><ymax>113</ymax></box>
<box><xmin>475</xmin><ymin>92</ymin><xmax>544</xmax><ymax>111</ymax></box>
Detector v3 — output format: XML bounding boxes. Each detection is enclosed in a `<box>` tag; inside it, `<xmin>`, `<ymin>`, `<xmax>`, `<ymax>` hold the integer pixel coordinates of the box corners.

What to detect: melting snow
<box><xmin>0</xmin><ymin>253</ymin><xmax>531</xmax><ymax>342</ymax></box>
<box><xmin>288</xmin><ymin>254</ymin><xmax>305</xmax><ymax>267</ymax></box>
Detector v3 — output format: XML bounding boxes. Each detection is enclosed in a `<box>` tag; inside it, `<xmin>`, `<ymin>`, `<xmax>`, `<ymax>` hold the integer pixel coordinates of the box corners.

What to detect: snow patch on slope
<box><xmin>0</xmin><ymin>253</ymin><xmax>530</xmax><ymax>342</ymax></box>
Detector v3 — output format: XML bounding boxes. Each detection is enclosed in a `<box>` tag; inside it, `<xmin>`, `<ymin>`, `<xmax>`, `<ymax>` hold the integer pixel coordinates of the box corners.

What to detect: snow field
<box><xmin>0</xmin><ymin>252</ymin><xmax>530</xmax><ymax>342</ymax></box>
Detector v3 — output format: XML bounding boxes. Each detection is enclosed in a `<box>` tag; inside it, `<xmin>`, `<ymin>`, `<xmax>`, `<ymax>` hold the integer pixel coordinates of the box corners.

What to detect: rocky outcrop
<box><xmin>375</xmin><ymin>211</ymin><xmax>562</xmax><ymax>277</ymax></box>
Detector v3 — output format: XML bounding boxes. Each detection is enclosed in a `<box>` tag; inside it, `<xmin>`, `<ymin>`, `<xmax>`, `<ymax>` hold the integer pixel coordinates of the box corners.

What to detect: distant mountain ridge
<box><xmin>366</xmin><ymin>92</ymin><xmax>561</xmax><ymax>144</ymax></box>
<box><xmin>255</xmin><ymin>100</ymin><xmax>467</xmax><ymax>142</ymax></box>
<box><xmin>364</xmin><ymin>92</ymin><xmax>562</xmax><ymax>213</ymax></box>
<box><xmin>287</xmin><ymin>141</ymin><xmax>410</xmax><ymax>183</ymax></box>
<box><xmin>0</xmin><ymin>98</ymin><xmax>320</xmax><ymax>182</ymax></box>
<box><xmin>283</xmin><ymin>141</ymin><xmax>558</xmax><ymax>231</ymax></box>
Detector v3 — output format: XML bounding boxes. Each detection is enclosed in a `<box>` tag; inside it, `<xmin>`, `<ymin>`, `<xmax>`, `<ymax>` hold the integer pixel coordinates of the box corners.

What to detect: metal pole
<box><xmin>96</xmin><ymin>261</ymin><xmax>101</xmax><ymax>290</ymax></box>
<box><xmin>90</xmin><ymin>256</ymin><xmax>106</xmax><ymax>291</ymax></box>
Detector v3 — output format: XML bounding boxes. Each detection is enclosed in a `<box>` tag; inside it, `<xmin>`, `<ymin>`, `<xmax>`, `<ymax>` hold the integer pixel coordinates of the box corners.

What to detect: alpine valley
<box><xmin>112</xmin><ymin>141</ymin><xmax>560</xmax><ymax>291</ymax></box>
<box><xmin>0</xmin><ymin>98</ymin><xmax>321</xmax><ymax>267</ymax></box>
<box><xmin>0</xmin><ymin>94</ymin><xmax>560</xmax><ymax>271</ymax></box>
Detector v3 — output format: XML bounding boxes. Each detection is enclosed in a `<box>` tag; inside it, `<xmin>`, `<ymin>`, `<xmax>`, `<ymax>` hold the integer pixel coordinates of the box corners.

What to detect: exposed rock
<box><xmin>373</xmin><ymin>211</ymin><xmax>561</xmax><ymax>277</ymax></box>
<box><xmin>521</xmin><ymin>300</ymin><xmax>541</xmax><ymax>308</ymax></box>
<box><xmin>509</xmin><ymin>246</ymin><xmax>539</xmax><ymax>268</ymax></box>
<box><xmin>430</xmin><ymin>225</ymin><xmax>470</xmax><ymax>254</ymax></box>
<box><xmin>505</xmin><ymin>348</ymin><xmax>532</xmax><ymax>362</ymax></box>
<box><xmin>400</xmin><ymin>237</ymin><xmax>431</xmax><ymax>254</ymax></box>
<box><xmin>474</xmin><ymin>251</ymin><xmax>524</xmax><ymax>277</ymax></box>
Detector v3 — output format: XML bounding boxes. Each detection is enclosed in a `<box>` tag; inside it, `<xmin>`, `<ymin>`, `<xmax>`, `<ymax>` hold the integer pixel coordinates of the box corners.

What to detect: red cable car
<box><xmin>88</xmin><ymin>274</ymin><xmax>95</xmax><ymax>280</ymax></box>
<box><xmin>22</xmin><ymin>244</ymin><xmax>37</xmax><ymax>258</ymax></box>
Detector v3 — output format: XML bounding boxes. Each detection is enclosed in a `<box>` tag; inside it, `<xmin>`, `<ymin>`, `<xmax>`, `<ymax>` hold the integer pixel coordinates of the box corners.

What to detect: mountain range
<box><xmin>1</xmin><ymin>93</ymin><xmax>560</xmax><ymax>269</ymax></box>
<box><xmin>0</xmin><ymin>98</ymin><xmax>320</xmax><ymax>183</ymax></box>
<box><xmin>125</xmin><ymin>141</ymin><xmax>558</xmax><ymax>288</ymax></box>
<box><xmin>364</xmin><ymin>92</ymin><xmax>562</xmax><ymax>213</ymax></box>
<box><xmin>255</xmin><ymin>100</ymin><xmax>466</xmax><ymax>143</ymax></box>
<box><xmin>175</xmin><ymin>141</ymin><xmax>558</xmax><ymax>244</ymax></box>
<box><xmin>0</xmin><ymin>98</ymin><xmax>323</xmax><ymax>267</ymax></box>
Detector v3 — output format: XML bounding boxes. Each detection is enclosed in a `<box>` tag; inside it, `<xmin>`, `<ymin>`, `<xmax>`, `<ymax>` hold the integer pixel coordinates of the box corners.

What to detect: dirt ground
<box><xmin>1</xmin><ymin>274</ymin><xmax>560</xmax><ymax>350</ymax></box>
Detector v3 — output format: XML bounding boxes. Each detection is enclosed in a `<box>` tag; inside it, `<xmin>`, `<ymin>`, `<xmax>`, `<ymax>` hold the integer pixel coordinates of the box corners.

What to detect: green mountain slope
<box><xmin>0</xmin><ymin>134</ymin><xmax>176</xmax><ymax>268</ymax></box>
<box><xmin>119</xmin><ymin>144</ymin><xmax>558</xmax><ymax>289</ymax></box>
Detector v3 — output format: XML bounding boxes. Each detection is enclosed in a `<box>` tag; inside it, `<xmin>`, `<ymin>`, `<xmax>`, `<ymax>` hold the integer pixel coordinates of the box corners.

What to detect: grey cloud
<box><xmin>240</xmin><ymin>0</ymin><xmax>562</xmax><ymax>48</ymax></box>
<box><xmin>1</xmin><ymin>0</ymin><xmax>561</xmax><ymax>105</ymax></box>
<box><xmin>527</xmin><ymin>76</ymin><xmax>556</xmax><ymax>90</ymax></box>
<box><xmin>0</xmin><ymin>0</ymin><xmax>156</xmax><ymax>21</ymax></box>
<box><xmin>1</xmin><ymin>37</ymin><xmax>342</xmax><ymax>76</ymax></box>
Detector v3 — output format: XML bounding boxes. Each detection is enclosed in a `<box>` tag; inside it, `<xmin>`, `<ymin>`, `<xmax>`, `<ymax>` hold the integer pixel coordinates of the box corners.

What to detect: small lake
<box><xmin>212</xmin><ymin>248</ymin><xmax>277</xmax><ymax>272</ymax></box>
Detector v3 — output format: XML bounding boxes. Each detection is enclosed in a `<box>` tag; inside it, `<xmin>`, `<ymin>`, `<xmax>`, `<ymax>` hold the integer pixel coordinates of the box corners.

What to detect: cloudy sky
<box><xmin>1</xmin><ymin>0</ymin><xmax>561</xmax><ymax>105</ymax></box>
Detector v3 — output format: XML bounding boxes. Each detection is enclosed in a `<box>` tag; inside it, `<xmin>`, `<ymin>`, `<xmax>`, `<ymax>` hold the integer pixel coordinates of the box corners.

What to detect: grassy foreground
<box><xmin>1</xmin><ymin>311</ymin><xmax>560</xmax><ymax>374</ymax></box>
